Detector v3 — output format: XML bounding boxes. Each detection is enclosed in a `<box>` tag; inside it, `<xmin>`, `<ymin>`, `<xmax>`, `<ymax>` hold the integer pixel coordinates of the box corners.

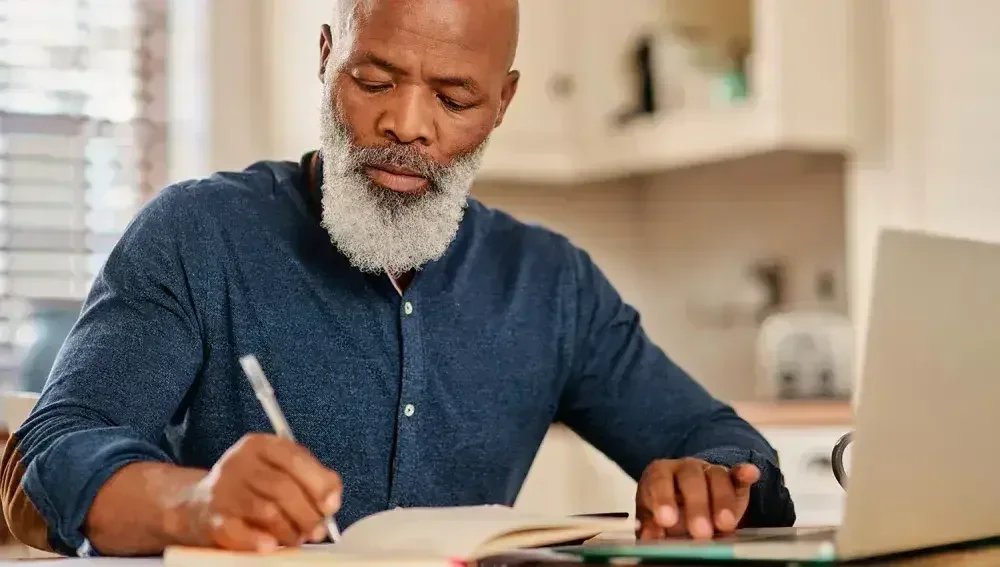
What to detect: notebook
<box><xmin>163</xmin><ymin>505</ymin><xmax>630</xmax><ymax>566</ymax></box>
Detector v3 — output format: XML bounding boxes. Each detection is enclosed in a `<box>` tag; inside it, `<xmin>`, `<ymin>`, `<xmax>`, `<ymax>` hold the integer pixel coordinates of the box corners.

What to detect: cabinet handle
<box><xmin>548</xmin><ymin>74</ymin><xmax>575</xmax><ymax>99</ymax></box>
<box><xmin>806</xmin><ymin>454</ymin><xmax>833</xmax><ymax>473</ymax></box>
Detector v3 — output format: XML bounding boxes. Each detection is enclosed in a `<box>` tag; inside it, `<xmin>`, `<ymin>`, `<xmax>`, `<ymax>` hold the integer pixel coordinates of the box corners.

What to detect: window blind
<box><xmin>0</xmin><ymin>0</ymin><xmax>167</xmax><ymax>387</ymax></box>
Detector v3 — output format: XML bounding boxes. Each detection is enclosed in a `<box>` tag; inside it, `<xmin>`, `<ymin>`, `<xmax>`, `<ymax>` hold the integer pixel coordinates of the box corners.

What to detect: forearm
<box><xmin>1</xmin><ymin>419</ymin><xmax>183</xmax><ymax>555</ymax></box>
<box><xmin>84</xmin><ymin>462</ymin><xmax>207</xmax><ymax>556</ymax></box>
<box><xmin>562</xmin><ymin>244</ymin><xmax>794</xmax><ymax>527</ymax></box>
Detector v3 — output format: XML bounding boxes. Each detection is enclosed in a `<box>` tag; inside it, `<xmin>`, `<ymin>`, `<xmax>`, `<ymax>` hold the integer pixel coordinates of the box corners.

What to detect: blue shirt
<box><xmin>1</xmin><ymin>153</ymin><xmax>794</xmax><ymax>555</ymax></box>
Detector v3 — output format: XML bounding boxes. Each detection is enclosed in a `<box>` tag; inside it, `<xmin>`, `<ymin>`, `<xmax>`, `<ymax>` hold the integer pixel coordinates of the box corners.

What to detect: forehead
<box><xmin>353</xmin><ymin>0</ymin><xmax>511</xmax><ymax>72</ymax></box>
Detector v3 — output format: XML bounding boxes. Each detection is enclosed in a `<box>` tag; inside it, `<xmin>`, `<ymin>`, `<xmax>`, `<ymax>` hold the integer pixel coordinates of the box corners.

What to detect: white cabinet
<box><xmin>257</xmin><ymin>0</ymin><xmax>854</xmax><ymax>183</ymax></box>
<box><xmin>760</xmin><ymin>426</ymin><xmax>848</xmax><ymax>527</ymax></box>
<box><xmin>477</xmin><ymin>0</ymin><xmax>581</xmax><ymax>181</ymax></box>
<box><xmin>478</xmin><ymin>0</ymin><xmax>854</xmax><ymax>183</ymax></box>
<box><xmin>515</xmin><ymin>424</ymin><xmax>636</xmax><ymax>516</ymax></box>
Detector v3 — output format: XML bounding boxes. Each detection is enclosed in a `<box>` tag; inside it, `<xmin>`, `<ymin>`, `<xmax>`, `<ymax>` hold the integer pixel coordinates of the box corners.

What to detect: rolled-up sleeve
<box><xmin>555</xmin><ymin>247</ymin><xmax>795</xmax><ymax>528</ymax></box>
<box><xmin>0</xmin><ymin>186</ymin><xmax>204</xmax><ymax>554</ymax></box>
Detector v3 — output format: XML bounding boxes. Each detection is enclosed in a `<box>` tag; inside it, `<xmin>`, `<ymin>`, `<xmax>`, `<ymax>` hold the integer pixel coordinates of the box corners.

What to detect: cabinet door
<box><xmin>477</xmin><ymin>0</ymin><xmax>579</xmax><ymax>182</ymax></box>
<box><xmin>760</xmin><ymin>426</ymin><xmax>848</xmax><ymax>527</ymax></box>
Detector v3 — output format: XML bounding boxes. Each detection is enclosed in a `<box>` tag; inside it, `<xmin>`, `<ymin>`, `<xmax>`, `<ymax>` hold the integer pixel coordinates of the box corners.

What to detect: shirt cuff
<box><xmin>22</xmin><ymin>428</ymin><xmax>170</xmax><ymax>555</ymax></box>
<box><xmin>692</xmin><ymin>446</ymin><xmax>796</xmax><ymax>528</ymax></box>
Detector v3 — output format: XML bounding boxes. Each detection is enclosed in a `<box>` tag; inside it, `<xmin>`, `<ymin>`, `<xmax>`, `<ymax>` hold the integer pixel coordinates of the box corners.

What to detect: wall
<box><xmin>166</xmin><ymin>0</ymin><xmax>273</xmax><ymax>182</ymax></box>
<box><xmin>475</xmin><ymin>153</ymin><xmax>846</xmax><ymax>400</ymax></box>
<box><xmin>847</xmin><ymin>0</ymin><xmax>1000</xmax><ymax>364</ymax></box>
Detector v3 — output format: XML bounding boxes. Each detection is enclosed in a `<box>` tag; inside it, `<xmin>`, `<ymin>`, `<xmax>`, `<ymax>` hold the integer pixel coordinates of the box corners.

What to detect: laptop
<box><xmin>564</xmin><ymin>228</ymin><xmax>1000</xmax><ymax>563</ymax></box>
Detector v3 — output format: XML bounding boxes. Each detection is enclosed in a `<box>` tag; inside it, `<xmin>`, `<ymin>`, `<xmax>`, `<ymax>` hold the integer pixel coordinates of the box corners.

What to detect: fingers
<box><xmin>260</xmin><ymin>438</ymin><xmax>343</xmax><ymax>515</ymax></box>
<box><xmin>674</xmin><ymin>461</ymin><xmax>713</xmax><ymax>540</ymax></box>
<box><xmin>211</xmin><ymin>434</ymin><xmax>342</xmax><ymax>548</ymax></box>
<box><xmin>243</xmin><ymin>468</ymin><xmax>326</xmax><ymax>545</ymax></box>
<box><xmin>636</xmin><ymin>460</ymin><xmax>679</xmax><ymax>541</ymax></box>
<box><xmin>244</xmin><ymin>497</ymin><xmax>301</xmax><ymax>547</ymax></box>
<box><xmin>207</xmin><ymin>514</ymin><xmax>279</xmax><ymax>552</ymax></box>
<box><xmin>706</xmin><ymin>466</ymin><xmax>737</xmax><ymax>533</ymax></box>
<box><xmin>640</xmin><ymin>465</ymin><xmax>679</xmax><ymax>529</ymax></box>
<box><xmin>635</xmin><ymin>508</ymin><xmax>666</xmax><ymax>541</ymax></box>
<box><xmin>730</xmin><ymin>463</ymin><xmax>760</xmax><ymax>528</ymax></box>
<box><xmin>636</xmin><ymin>459</ymin><xmax>762</xmax><ymax>542</ymax></box>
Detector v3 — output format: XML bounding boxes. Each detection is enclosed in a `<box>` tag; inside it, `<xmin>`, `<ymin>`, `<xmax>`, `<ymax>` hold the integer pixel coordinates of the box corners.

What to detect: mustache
<box><xmin>347</xmin><ymin>143</ymin><xmax>446</xmax><ymax>182</ymax></box>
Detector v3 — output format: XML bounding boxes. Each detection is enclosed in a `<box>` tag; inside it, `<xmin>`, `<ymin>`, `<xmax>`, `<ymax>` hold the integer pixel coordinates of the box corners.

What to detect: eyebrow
<box><xmin>361</xmin><ymin>51</ymin><xmax>405</xmax><ymax>74</ymax></box>
<box><xmin>358</xmin><ymin>51</ymin><xmax>482</xmax><ymax>95</ymax></box>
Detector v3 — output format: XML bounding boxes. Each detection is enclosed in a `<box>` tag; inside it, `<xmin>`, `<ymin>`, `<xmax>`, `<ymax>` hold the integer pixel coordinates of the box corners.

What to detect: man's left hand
<box><xmin>635</xmin><ymin>458</ymin><xmax>760</xmax><ymax>540</ymax></box>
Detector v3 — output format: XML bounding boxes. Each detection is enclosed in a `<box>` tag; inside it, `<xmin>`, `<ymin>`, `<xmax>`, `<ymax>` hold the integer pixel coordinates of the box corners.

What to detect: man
<box><xmin>0</xmin><ymin>0</ymin><xmax>794</xmax><ymax>557</ymax></box>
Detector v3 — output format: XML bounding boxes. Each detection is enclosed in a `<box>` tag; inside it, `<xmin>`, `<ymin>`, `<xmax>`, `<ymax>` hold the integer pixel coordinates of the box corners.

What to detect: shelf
<box><xmin>606</xmin><ymin>103</ymin><xmax>770</xmax><ymax>175</ymax></box>
<box><xmin>732</xmin><ymin>400</ymin><xmax>853</xmax><ymax>428</ymax></box>
<box><xmin>474</xmin><ymin>0</ymin><xmax>852</xmax><ymax>184</ymax></box>
<box><xmin>479</xmin><ymin>102</ymin><xmax>845</xmax><ymax>184</ymax></box>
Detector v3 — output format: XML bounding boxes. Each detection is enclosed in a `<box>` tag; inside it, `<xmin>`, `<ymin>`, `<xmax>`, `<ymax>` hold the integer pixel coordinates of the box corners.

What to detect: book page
<box><xmin>163</xmin><ymin>506</ymin><xmax>630</xmax><ymax>565</ymax></box>
<box><xmin>164</xmin><ymin>545</ymin><xmax>458</xmax><ymax>567</ymax></box>
<box><xmin>336</xmin><ymin>505</ymin><xmax>629</xmax><ymax>560</ymax></box>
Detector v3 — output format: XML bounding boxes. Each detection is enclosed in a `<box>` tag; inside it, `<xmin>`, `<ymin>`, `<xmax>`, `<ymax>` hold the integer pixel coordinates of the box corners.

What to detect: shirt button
<box><xmin>403</xmin><ymin>301</ymin><xmax>414</xmax><ymax>315</ymax></box>
<box><xmin>403</xmin><ymin>403</ymin><xmax>415</xmax><ymax>417</ymax></box>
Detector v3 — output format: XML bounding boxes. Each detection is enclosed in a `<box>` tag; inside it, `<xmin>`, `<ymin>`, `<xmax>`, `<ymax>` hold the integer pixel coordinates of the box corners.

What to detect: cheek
<box><xmin>437</xmin><ymin>112</ymin><xmax>496</xmax><ymax>161</ymax></box>
<box><xmin>332</xmin><ymin>77</ymin><xmax>382</xmax><ymax>146</ymax></box>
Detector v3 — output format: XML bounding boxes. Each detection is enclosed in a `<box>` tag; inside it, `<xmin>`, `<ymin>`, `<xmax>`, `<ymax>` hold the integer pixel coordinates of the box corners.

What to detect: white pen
<box><xmin>239</xmin><ymin>354</ymin><xmax>342</xmax><ymax>544</ymax></box>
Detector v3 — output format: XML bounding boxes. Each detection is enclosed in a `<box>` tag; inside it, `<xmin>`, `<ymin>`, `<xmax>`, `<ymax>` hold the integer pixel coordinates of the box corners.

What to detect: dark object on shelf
<box><xmin>816</xmin><ymin>269</ymin><xmax>836</xmax><ymax>300</ymax></box>
<box><xmin>749</xmin><ymin>259</ymin><xmax>786</xmax><ymax>323</ymax></box>
<box><xmin>615</xmin><ymin>32</ymin><xmax>658</xmax><ymax>125</ymax></box>
<box><xmin>715</xmin><ymin>39</ymin><xmax>751</xmax><ymax>102</ymax></box>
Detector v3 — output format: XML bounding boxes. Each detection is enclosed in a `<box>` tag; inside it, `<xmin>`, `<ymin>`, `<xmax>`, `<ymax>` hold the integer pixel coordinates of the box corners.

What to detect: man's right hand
<box><xmin>163</xmin><ymin>433</ymin><xmax>343</xmax><ymax>552</ymax></box>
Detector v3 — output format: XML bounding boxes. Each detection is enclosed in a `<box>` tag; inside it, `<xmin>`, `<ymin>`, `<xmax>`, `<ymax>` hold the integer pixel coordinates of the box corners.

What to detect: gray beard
<box><xmin>318</xmin><ymin>78</ymin><xmax>488</xmax><ymax>275</ymax></box>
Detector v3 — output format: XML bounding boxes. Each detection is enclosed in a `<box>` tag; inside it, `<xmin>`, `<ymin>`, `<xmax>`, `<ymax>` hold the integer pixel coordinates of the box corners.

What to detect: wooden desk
<box><xmin>512</xmin><ymin>545</ymin><xmax>1000</xmax><ymax>566</ymax></box>
<box><xmin>4</xmin><ymin>544</ymin><xmax>1000</xmax><ymax>566</ymax></box>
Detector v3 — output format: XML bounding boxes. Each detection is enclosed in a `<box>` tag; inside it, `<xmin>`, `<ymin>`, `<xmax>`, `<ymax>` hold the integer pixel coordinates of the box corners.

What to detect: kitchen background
<box><xmin>0</xmin><ymin>0</ymin><xmax>996</xmax><ymax>529</ymax></box>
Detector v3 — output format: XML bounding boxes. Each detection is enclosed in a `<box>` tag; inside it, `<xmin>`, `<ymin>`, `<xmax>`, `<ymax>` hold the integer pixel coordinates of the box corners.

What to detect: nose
<box><xmin>376</xmin><ymin>86</ymin><xmax>434</xmax><ymax>146</ymax></box>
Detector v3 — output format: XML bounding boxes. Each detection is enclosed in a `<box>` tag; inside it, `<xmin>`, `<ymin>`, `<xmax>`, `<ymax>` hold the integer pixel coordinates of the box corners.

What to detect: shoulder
<box><xmin>465</xmin><ymin>198</ymin><xmax>577</xmax><ymax>258</ymax></box>
<box><xmin>107</xmin><ymin>160</ymin><xmax>303</xmax><ymax>274</ymax></box>
<box><xmin>458</xmin><ymin>198</ymin><xmax>591</xmax><ymax>285</ymax></box>
<box><xmin>123</xmin><ymin>160</ymin><xmax>301</xmax><ymax>242</ymax></box>
<box><xmin>465</xmin><ymin>198</ymin><xmax>582</xmax><ymax>264</ymax></box>
<box><xmin>142</xmin><ymin>160</ymin><xmax>298</xmax><ymax>221</ymax></box>
<box><xmin>462</xmin><ymin>198</ymin><xmax>620</xmax><ymax>304</ymax></box>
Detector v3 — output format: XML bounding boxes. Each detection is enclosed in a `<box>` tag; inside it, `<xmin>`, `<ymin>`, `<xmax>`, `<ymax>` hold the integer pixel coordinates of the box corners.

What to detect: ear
<box><xmin>494</xmin><ymin>70</ymin><xmax>520</xmax><ymax>128</ymax></box>
<box><xmin>319</xmin><ymin>24</ymin><xmax>333</xmax><ymax>82</ymax></box>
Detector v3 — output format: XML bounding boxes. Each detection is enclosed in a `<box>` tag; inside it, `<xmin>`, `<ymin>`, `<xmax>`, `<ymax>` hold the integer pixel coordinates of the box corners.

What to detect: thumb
<box><xmin>731</xmin><ymin>463</ymin><xmax>760</xmax><ymax>495</ymax></box>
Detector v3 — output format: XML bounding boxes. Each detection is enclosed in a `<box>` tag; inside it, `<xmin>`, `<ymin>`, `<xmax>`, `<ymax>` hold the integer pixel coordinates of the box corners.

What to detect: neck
<box><xmin>386</xmin><ymin>271</ymin><xmax>414</xmax><ymax>295</ymax></box>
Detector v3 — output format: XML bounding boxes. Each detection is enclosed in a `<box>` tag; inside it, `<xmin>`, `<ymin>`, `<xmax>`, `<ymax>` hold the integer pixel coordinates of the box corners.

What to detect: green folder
<box><xmin>555</xmin><ymin>539</ymin><xmax>838</xmax><ymax>564</ymax></box>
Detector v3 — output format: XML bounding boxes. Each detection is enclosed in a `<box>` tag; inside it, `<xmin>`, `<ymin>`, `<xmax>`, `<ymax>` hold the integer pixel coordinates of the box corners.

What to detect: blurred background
<box><xmin>0</xmin><ymin>0</ymin><xmax>996</xmax><ymax>529</ymax></box>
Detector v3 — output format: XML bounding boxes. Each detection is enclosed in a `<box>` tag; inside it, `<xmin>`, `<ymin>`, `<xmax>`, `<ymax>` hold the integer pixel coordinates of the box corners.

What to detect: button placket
<box><xmin>392</xmin><ymin>293</ymin><xmax>421</xmax><ymax>507</ymax></box>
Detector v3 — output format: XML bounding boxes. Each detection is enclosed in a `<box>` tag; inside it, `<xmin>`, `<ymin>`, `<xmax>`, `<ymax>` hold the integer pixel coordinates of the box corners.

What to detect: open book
<box><xmin>164</xmin><ymin>505</ymin><xmax>631</xmax><ymax>566</ymax></box>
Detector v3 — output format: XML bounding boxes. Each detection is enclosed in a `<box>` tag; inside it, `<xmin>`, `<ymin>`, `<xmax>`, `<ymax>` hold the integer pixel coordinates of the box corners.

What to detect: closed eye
<box><xmin>355</xmin><ymin>78</ymin><xmax>392</xmax><ymax>93</ymax></box>
<box><xmin>438</xmin><ymin>94</ymin><xmax>473</xmax><ymax>112</ymax></box>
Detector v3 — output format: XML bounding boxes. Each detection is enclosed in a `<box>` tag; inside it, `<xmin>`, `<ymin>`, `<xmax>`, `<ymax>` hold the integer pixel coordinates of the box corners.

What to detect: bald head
<box><xmin>326</xmin><ymin>0</ymin><xmax>518</xmax><ymax>71</ymax></box>
<box><xmin>316</xmin><ymin>0</ymin><xmax>521</xmax><ymax>274</ymax></box>
<box><xmin>319</xmin><ymin>0</ymin><xmax>521</xmax><ymax>161</ymax></box>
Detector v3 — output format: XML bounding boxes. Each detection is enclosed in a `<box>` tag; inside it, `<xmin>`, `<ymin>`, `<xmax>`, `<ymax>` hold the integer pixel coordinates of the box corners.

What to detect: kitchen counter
<box><xmin>731</xmin><ymin>400</ymin><xmax>853</xmax><ymax>427</ymax></box>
